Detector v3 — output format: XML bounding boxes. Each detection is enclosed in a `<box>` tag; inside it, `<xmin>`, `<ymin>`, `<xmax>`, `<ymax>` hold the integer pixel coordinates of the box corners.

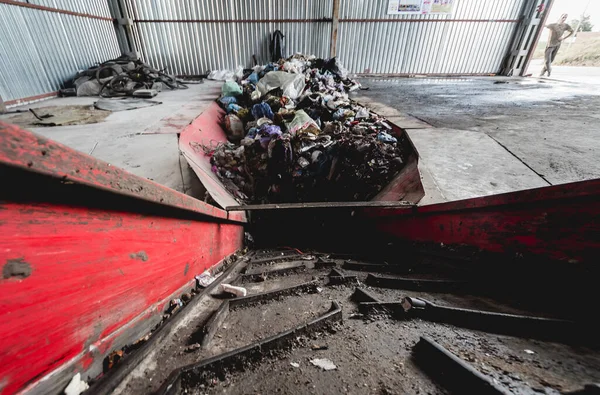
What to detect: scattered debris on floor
<box><xmin>310</xmin><ymin>358</ymin><xmax>337</xmax><ymax>371</ymax></box>
<box><xmin>311</xmin><ymin>344</ymin><xmax>328</xmax><ymax>351</ymax></box>
<box><xmin>219</xmin><ymin>283</ymin><xmax>247</xmax><ymax>297</ymax></box>
<box><xmin>196</xmin><ymin>270</ymin><xmax>221</xmax><ymax>288</ymax></box>
<box><xmin>63</xmin><ymin>373</ymin><xmax>88</xmax><ymax>395</ymax></box>
<box><xmin>62</xmin><ymin>55</ymin><xmax>188</xmax><ymax>98</ymax></box>
<box><xmin>165</xmin><ymin>298</ymin><xmax>184</xmax><ymax>316</ymax></box>
<box><xmin>204</xmin><ymin>54</ymin><xmax>408</xmax><ymax>204</ymax></box>
<box><xmin>0</xmin><ymin>105</ymin><xmax>110</xmax><ymax>127</ymax></box>
<box><xmin>93</xmin><ymin>97</ymin><xmax>162</xmax><ymax>112</ymax></box>
<box><xmin>103</xmin><ymin>249</ymin><xmax>600</xmax><ymax>395</ymax></box>
<box><xmin>185</xmin><ymin>343</ymin><xmax>202</xmax><ymax>353</ymax></box>
<box><xmin>105</xmin><ymin>350</ymin><xmax>124</xmax><ymax>370</ymax></box>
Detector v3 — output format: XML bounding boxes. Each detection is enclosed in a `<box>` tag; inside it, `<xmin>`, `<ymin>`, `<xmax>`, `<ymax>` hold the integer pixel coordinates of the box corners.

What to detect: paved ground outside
<box><xmin>528</xmin><ymin>59</ymin><xmax>600</xmax><ymax>84</ymax></box>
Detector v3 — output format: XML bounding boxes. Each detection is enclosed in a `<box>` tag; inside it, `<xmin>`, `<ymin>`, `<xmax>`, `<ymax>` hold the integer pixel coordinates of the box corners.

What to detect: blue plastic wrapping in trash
<box><xmin>377</xmin><ymin>131</ymin><xmax>397</xmax><ymax>144</ymax></box>
<box><xmin>252</xmin><ymin>102</ymin><xmax>274</xmax><ymax>120</ymax></box>
<box><xmin>260</xmin><ymin>63</ymin><xmax>279</xmax><ymax>78</ymax></box>
<box><xmin>248</xmin><ymin>72</ymin><xmax>259</xmax><ymax>84</ymax></box>
<box><xmin>227</xmin><ymin>103</ymin><xmax>242</xmax><ymax>114</ymax></box>
<box><xmin>246</xmin><ymin>127</ymin><xmax>258</xmax><ymax>139</ymax></box>
<box><xmin>219</xmin><ymin>96</ymin><xmax>237</xmax><ymax>105</ymax></box>
<box><xmin>332</xmin><ymin>109</ymin><xmax>345</xmax><ymax>121</ymax></box>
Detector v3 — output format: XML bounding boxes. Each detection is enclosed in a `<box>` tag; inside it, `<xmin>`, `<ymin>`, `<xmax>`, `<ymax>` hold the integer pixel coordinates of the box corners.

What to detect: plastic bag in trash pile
<box><xmin>206</xmin><ymin>53</ymin><xmax>406</xmax><ymax>204</ymax></box>
<box><xmin>222</xmin><ymin>80</ymin><xmax>243</xmax><ymax>96</ymax></box>
<box><xmin>209</xmin><ymin>66</ymin><xmax>244</xmax><ymax>81</ymax></box>
<box><xmin>256</xmin><ymin>71</ymin><xmax>306</xmax><ymax>100</ymax></box>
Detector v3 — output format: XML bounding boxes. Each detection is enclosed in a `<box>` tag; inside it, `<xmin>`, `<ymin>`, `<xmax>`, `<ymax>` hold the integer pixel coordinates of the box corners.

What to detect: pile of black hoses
<box><xmin>74</xmin><ymin>55</ymin><xmax>188</xmax><ymax>97</ymax></box>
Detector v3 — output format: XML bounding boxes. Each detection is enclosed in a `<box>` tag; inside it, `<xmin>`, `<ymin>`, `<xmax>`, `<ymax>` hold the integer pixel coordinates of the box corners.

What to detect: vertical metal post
<box><xmin>107</xmin><ymin>0</ymin><xmax>137</xmax><ymax>56</ymax></box>
<box><xmin>330</xmin><ymin>0</ymin><xmax>341</xmax><ymax>58</ymax></box>
<box><xmin>0</xmin><ymin>94</ymin><xmax>6</xmax><ymax>114</ymax></box>
<box><xmin>500</xmin><ymin>0</ymin><xmax>554</xmax><ymax>76</ymax></box>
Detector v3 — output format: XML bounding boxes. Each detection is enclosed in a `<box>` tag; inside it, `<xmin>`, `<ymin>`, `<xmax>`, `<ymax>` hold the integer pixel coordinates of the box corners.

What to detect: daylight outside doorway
<box><xmin>528</xmin><ymin>0</ymin><xmax>600</xmax><ymax>84</ymax></box>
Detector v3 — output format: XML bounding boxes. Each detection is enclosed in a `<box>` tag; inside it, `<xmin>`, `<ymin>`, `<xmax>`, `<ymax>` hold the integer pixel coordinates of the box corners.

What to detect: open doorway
<box><xmin>527</xmin><ymin>0</ymin><xmax>600</xmax><ymax>83</ymax></box>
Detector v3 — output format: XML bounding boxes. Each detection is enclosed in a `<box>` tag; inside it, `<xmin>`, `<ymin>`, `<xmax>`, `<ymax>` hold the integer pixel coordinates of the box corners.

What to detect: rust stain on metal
<box><xmin>339</xmin><ymin>18</ymin><xmax>519</xmax><ymax>23</ymax></box>
<box><xmin>4</xmin><ymin>91</ymin><xmax>59</xmax><ymax>107</ymax></box>
<box><xmin>330</xmin><ymin>0</ymin><xmax>341</xmax><ymax>58</ymax></box>
<box><xmin>133</xmin><ymin>18</ymin><xmax>332</xmax><ymax>23</ymax></box>
<box><xmin>0</xmin><ymin>0</ymin><xmax>112</xmax><ymax>21</ymax></box>
<box><xmin>3</xmin><ymin>258</ymin><xmax>32</xmax><ymax>279</ymax></box>
<box><xmin>129</xmin><ymin>251</ymin><xmax>149</xmax><ymax>262</ymax></box>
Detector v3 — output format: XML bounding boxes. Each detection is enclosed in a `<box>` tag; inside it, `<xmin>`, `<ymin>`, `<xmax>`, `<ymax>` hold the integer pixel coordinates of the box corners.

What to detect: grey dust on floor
<box><xmin>114</xmin><ymin>251</ymin><xmax>600</xmax><ymax>395</ymax></box>
<box><xmin>1</xmin><ymin>81</ymin><xmax>223</xmax><ymax>198</ymax></box>
<box><xmin>353</xmin><ymin>77</ymin><xmax>600</xmax><ymax>202</ymax></box>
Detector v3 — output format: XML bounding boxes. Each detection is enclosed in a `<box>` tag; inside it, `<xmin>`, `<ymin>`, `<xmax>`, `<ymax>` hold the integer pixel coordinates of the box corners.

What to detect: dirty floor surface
<box><xmin>1</xmin><ymin>81</ymin><xmax>222</xmax><ymax>198</ymax></box>
<box><xmin>109</xmin><ymin>250</ymin><xmax>600</xmax><ymax>395</ymax></box>
<box><xmin>353</xmin><ymin>77</ymin><xmax>600</xmax><ymax>202</ymax></box>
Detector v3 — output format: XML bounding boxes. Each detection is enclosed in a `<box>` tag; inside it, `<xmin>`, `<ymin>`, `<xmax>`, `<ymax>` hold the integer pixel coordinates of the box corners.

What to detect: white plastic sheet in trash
<box><xmin>208</xmin><ymin>69</ymin><xmax>235</xmax><ymax>81</ymax></box>
<box><xmin>256</xmin><ymin>71</ymin><xmax>306</xmax><ymax>100</ymax></box>
<box><xmin>208</xmin><ymin>66</ymin><xmax>244</xmax><ymax>81</ymax></box>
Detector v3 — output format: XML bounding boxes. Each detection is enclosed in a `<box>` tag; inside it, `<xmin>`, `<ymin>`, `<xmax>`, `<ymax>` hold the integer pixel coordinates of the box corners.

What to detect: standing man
<box><xmin>540</xmin><ymin>14</ymin><xmax>574</xmax><ymax>77</ymax></box>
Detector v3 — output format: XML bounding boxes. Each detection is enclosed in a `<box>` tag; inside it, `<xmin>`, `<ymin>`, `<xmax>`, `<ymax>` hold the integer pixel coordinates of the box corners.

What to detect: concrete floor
<box><xmin>3</xmin><ymin>76</ymin><xmax>599</xmax><ymax>206</ymax></box>
<box><xmin>1</xmin><ymin>81</ymin><xmax>222</xmax><ymax>197</ymax></box>
<box><xmin>354</xmin><ymin>76</ymin><xmax>600</xmax><ymax>203</ymax></box>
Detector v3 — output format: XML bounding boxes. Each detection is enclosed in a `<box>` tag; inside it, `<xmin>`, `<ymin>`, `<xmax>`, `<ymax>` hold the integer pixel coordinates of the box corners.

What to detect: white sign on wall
<box><xmin>387</xmin><ymin>0</ymin><xmax>426</xmax><ymax>14</ymax></box>
<box><xmin>431</xmin><ymin>0</ymin><xmax>455</xmax><ymax>14</ymax></box>
<box><xmin>387</xmin><ymin>0</ymin><xmax>455</xmax><ymax>15</ymax></box>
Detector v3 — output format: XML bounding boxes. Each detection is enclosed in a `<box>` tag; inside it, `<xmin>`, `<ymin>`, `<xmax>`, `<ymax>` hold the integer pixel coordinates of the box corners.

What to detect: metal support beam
<box><xmin>0</xmin><ymin>94</ymin><xmax>6</xmax><ymax>114</ymax></box>
<box><xmin>107</xmin><ymin>0</ymin><xmax>137</xmax><ymax>56</ymax></box>
<box><xmin>500</xmin><ymin>0</ymin><xmax>555</xmax><ymax>76</ymax></box>
<box><xmin>521</xmin><ymin>0</ymin><xmax>556</xmax><ymax>76</ymax></box>
<box><xmin>0</xmin><ymin>0</ymin><xmax>112</xmax><ymax>20</ymax></box>
<box><xmin>330</xmin><ymin>0</ymin><xmax>340</xmax><ymax>58</ymax></box>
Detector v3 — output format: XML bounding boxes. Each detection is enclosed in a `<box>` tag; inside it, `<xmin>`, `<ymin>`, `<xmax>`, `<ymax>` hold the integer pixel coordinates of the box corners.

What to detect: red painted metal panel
<box><xmin>179</xmin><ymin>102</ymin><xmax>243</xmax><ymax>210</ymax></box>
<box><xmin>0</xmin><ymin>122</ymin><xmax>244</xmax><ymax>223</ymax></box>
<box><xmin>0</xmin><ymin>202</ymin><xmax>243</xmax><ymax>394</ymax></box>
<box><xmin>0</xmin><ymin>121</ymin><xmax>245</xmax><ymax>393</ymax></box>
<box><xmin>364</xmin><ymin>179</ymin><xmax>600</xmax><ymax>264</ymax></box>
<box><xmin>373</xmin><ymin>121</ymin><xmax>424</xmax><ymax>203</ymax></box>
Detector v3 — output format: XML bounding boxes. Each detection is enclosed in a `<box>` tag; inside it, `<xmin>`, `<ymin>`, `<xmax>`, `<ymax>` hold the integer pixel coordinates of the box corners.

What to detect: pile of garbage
<box><xmin>207</xmin><ymin>54</ymin><xmax>407</xmax><ymax>204</ymax></box>
<box><xmin>62</xmin><ymin>55</ymin><xmax>188</xmax><ymax>98</ymax></box>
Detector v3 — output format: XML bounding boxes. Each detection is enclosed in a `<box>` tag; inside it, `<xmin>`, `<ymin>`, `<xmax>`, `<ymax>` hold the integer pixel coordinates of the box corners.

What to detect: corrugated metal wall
<box><xmin>125</xmin><ymin>0</ymin><xmax>526</xmax><ymax>76</ymax></box>
<box><xmin>0</xmin><ymin>0</ymin><xmax>529</xmax><ymax>104</ymax></box>
<box><xmin>337</xmin><ymin>0</ymin><xmax>527</xmax><ymax>74</ymax></box>
<box><xmin>0</xmin><ymin>0</ymin><xmax>121</xmax><ymax>103</ymax></box>
<box><xmin>125</xmin><ymin>0</ymin><xmax>332</xmax><ymax>75</ymax></box>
